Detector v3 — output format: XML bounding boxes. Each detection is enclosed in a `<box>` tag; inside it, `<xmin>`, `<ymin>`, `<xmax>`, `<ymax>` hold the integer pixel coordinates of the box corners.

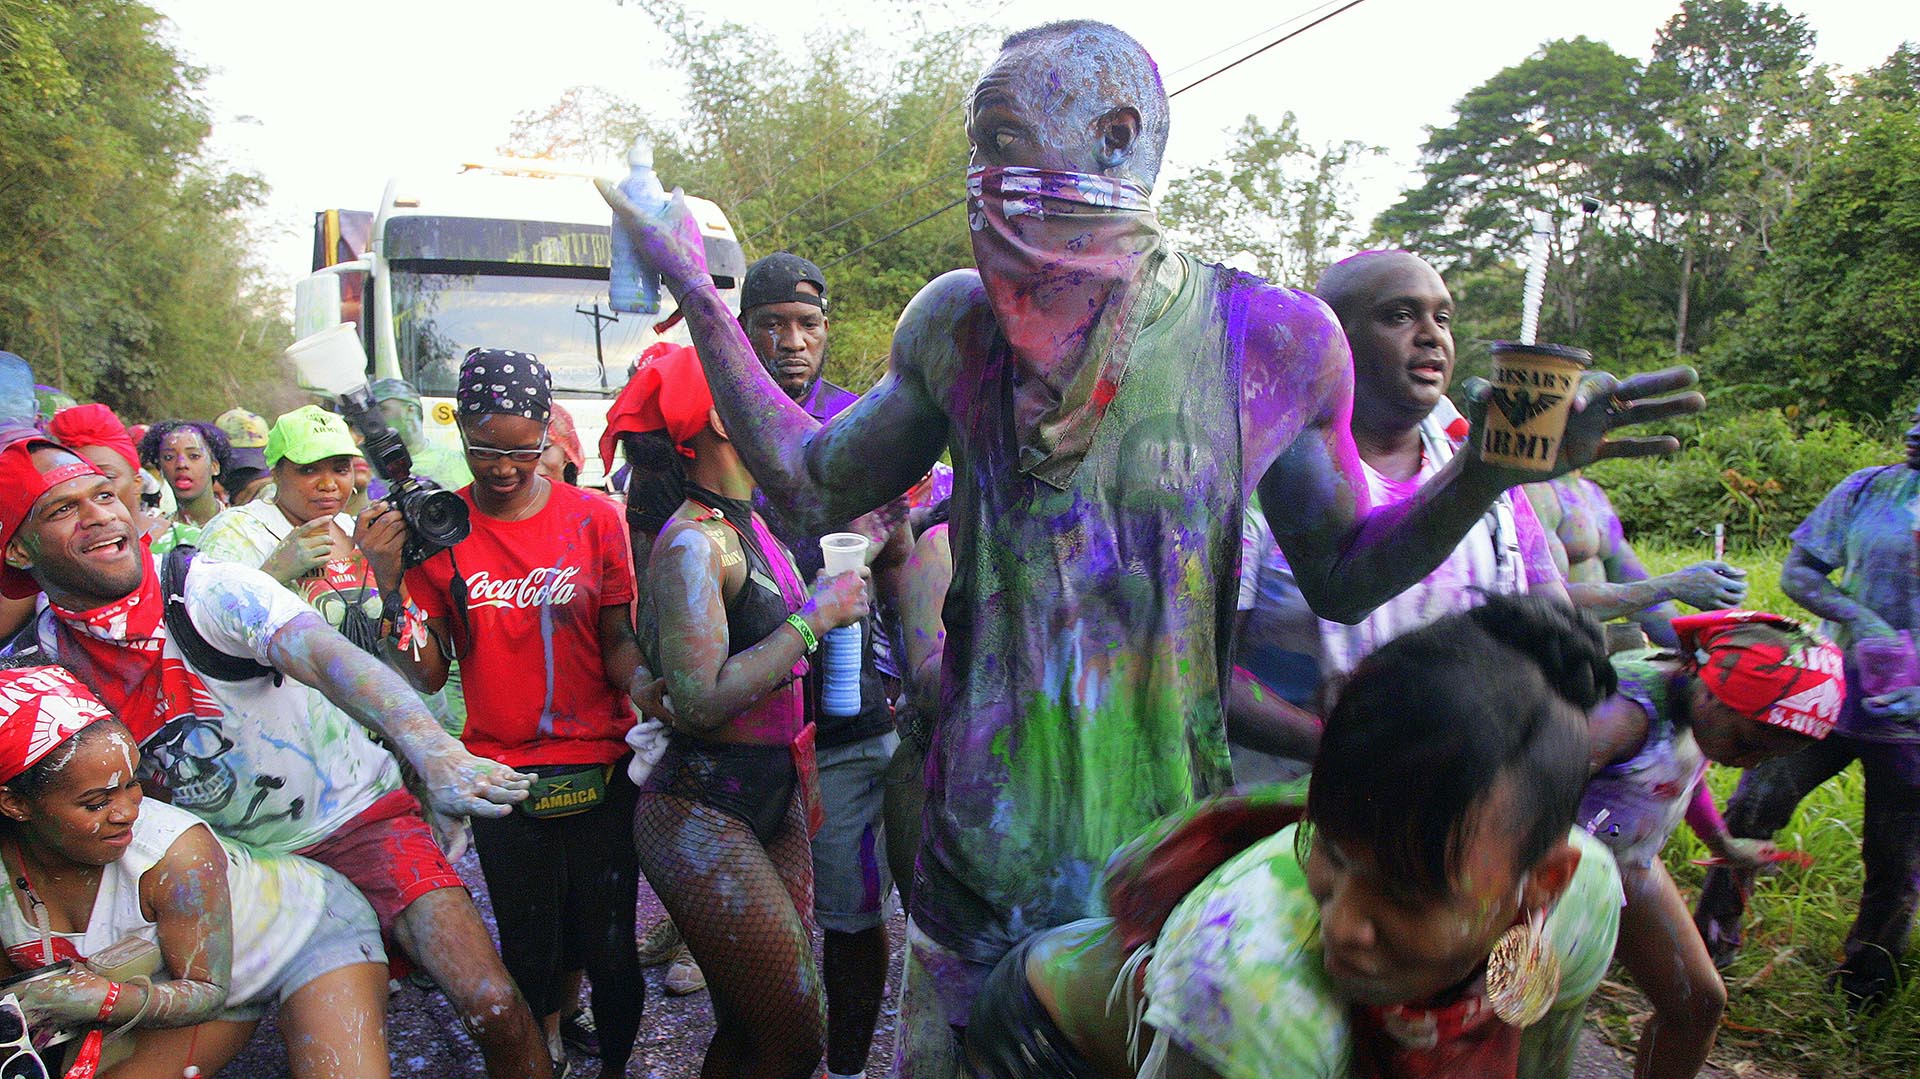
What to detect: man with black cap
<box><xmin>749</xmin><ymin>251</ymin><xmax>907</xmax><ymax>1079</ymax></box>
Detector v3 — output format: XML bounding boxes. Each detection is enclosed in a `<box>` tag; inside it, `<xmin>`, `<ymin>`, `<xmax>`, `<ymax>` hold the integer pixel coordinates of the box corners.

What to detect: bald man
<box><xmin>604</xmin><ymin>21</ymin><xmax>1699</xmax><ymax>1075</ymax></box>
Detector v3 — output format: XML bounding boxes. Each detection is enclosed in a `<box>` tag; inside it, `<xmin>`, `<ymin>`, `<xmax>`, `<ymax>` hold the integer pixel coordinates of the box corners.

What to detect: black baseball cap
<box><xmin>740</xmin><ymin>253</ymin><xmax>828</xmax><ymax>314</ymax></box>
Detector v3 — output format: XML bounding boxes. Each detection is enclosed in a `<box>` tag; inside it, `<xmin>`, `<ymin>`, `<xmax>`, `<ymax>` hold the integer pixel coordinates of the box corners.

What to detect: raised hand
<box><xmin>1664</xmin><ymin>560</ymin><xmax>1749</xmax><ymax>610</ymax></box>
<box><xmin>595</xmin><ymin>178</ymin><xmax>710</xmax><ymax>296</ymax></box>
<box><xmin>1461</xmin><ymin>366</ymin><xmax>1705</xmax><ymax>485</ymax></box>
<box><xmin>262</xmin><ymin>517</ymin><xmax>335</xmax><ymax>583</ymax></box>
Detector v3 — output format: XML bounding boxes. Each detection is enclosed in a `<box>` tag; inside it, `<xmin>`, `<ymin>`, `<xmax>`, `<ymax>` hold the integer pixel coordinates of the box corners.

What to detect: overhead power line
<box><xmin>814</xmin><ymin>0</ymin><xmax>1375</xmax><ymax>266</ymax></box>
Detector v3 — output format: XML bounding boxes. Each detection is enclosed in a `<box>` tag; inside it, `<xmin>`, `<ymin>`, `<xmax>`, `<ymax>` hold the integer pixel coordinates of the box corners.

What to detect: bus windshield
<box><xmin>391</xmin><ymin>268</ymin><xmax>665</xmax><ymax>398</ymax></box>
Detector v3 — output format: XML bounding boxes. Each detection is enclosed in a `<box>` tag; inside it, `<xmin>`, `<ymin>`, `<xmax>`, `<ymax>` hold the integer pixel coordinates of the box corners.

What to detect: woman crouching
<box><xmin>967</xmin><ymin>594</ymin><xmax>1624</xmax><ymax>1079</ymax></box>
<box><xmin>0</xmin><ymin>663</ymin><xmax>390</xmax><ymax>1078</ymax></box>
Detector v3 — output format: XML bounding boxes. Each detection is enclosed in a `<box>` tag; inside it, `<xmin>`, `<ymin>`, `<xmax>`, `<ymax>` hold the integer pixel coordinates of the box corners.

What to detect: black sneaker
<box><xmin>561</xmin><ymin>1007</ymin><xmax>600</xmax><ymax>1059</ymax></box>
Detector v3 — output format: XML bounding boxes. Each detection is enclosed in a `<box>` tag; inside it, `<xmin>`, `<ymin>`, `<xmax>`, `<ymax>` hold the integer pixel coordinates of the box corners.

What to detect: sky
<box><xmin>152</xmin><ymin>0</ymin><xmax>1912</xmax><ymax>298</ymax></box>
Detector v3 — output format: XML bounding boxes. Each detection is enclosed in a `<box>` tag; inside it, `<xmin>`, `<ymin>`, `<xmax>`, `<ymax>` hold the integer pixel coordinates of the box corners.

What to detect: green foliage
<box><xmin>1377</xmin><ymin>1</ymin><xmax>1840</xmax><ymax>368</ymax></box>
<box><xmin>1589</xmin><ymin>408</ymin><xmax>1898</xmax><ymax>547</ymax></box>
<box><xmin>0</xmin><ymin>0</ymin><xmax>290</xmax><ymax>419</ymax></box>
<box><xmin>515</xmin><ymin>2</ymin><xmax>989</xmax><ymax>392</ymax></box>
<box><xmin>1705</xmin><ymin>105</ymin><xmax>1920</xmax><ymax>420</ymax></box>
<box><xmin>1159</xmin><ymin>113</ymin><xmax>1380</xmax><ymax>289</ymax></box>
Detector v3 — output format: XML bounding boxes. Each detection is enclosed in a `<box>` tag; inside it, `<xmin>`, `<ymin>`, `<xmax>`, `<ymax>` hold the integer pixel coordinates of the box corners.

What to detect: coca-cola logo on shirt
<box><xmin>464</xmin><ymin>566</ymin><xmax>581</xmax><ymax>610</ymax></box>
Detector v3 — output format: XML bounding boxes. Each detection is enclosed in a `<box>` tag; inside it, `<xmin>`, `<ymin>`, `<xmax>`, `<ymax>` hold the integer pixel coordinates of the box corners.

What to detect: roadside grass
<box><xmin>1591</xmin><ymin>541</ymin><xmax>1920</xmax><ymax>1078</ymax></box>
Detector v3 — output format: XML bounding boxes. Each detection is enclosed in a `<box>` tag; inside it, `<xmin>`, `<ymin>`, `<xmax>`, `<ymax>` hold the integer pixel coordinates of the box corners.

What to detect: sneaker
<box><xmin>560</xmin><ymin>1007</ymin><xmax>600</xmax><ymax>1059</ymax></box>
<box><xmin>636</xmin><ymin>918</ymin><xmax>682</xmax><ymax>967</ymax></box>
<box><xmin>550</xmin><ymin>1054</ymin><xmax>575</xmax><ymax>1079</ymax></box>
<box><xmin>663</xmin><ymin>944</ymin><xmax>707</xmax><ymax>996</ymax></box>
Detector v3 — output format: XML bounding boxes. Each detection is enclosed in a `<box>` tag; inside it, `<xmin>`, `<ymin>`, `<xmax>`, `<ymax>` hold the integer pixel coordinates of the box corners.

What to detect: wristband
<box><xmin>785</xmin><ymin>613</ymin><xmax>819</xmax><ymax>654</ymax></box>
<box><xmin>97</xmin><ymin>980</ymin><xmax>121</xmax><ymax>1022</ymax></box>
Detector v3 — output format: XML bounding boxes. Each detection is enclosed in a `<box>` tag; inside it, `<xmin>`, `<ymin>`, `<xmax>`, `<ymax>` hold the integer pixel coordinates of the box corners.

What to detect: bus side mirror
<box><xmin>295</xmin><ymin>260</ymin><xmax>372</xmax><ymax>339</ymax></box>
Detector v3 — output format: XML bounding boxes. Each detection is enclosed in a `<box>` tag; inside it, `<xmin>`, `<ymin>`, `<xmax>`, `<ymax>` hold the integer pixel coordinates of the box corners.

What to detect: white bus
<box><xmin>294</xmin><ymin>160</ymin><xmax>745</xmax><ymax>489</ymax></box>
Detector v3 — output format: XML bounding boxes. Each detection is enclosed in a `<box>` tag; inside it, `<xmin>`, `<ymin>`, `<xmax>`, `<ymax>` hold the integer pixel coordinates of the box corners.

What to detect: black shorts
<box><xmin>643</xmin><ymin>732</ymin><xmax>795</xmax><ymax>845</ymax></box>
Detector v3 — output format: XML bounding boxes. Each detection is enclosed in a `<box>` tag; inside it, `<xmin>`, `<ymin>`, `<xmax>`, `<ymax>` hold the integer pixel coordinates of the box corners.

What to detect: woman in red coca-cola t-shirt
<box><xmin>366</xmin><ymin>348</ymin><xmax>652</xmax><ymax>1078</ymax></box>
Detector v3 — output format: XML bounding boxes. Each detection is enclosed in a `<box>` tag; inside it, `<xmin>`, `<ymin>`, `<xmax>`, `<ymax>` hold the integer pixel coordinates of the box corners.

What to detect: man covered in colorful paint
<box><xmin>602</xmin><ymin>20</ymin><xmax>1700</xmax><ymax>1075</ymax></box>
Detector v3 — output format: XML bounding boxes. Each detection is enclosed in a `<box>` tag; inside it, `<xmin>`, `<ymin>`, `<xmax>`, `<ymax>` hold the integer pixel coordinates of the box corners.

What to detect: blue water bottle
<box><xmin>817</xmin><ymin>533</ymin><xmax>869</xmax><ymax>717</ymax></box>
<box><xmin>609</xmin><ymin>136</ymin><xmax>668</xmax><ymax>314</ymax></box>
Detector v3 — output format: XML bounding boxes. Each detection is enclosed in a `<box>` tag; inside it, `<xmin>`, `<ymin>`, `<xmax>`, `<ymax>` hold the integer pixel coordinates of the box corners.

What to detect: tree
<box><xmin>1631</xmin><ymin>0</ymin><xmax>1834</xmax><ymax>354</ymax></box>
<box><xmin>1709</xmin><ymin>99</ymin><xmax>1920</xmax><ymax>420</ymax></box>
<box><xmin>1159</xmin><ymin>114</ymin><xmax>1379</xmax><ymax>289</ymax></box>
<box><xmin>0</xmin><ymin>0</ymin><xmax>290</xmax><ymax>418</ymax></box>
<box><xmin>507</xmin><ymin>2</ymin><xmax>992</xmax><ymax>391</ymax></box>
<box><xmin>1372</xmin><ymin>36</ymin><xmax>1648</xmax><ymax>351</ymax></box>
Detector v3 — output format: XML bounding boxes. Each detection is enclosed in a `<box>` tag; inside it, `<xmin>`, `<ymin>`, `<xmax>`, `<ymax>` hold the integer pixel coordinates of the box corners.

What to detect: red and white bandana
<box><xmin>1675</xmin><ymin>610</ymin><xmax>1844</xmax><ymax>739</ymax></box>
<box><xmin>0</xmin><ymin>665</ymin><xmax>113</xmax><ymax>783</ymax></box>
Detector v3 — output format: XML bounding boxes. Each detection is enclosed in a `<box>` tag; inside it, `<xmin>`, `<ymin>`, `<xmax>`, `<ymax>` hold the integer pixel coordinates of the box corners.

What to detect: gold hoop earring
<box><xmin>1485</xmin><ymin>906</ymin><xmax>1560</xmax><ymax>1027</ymax></box>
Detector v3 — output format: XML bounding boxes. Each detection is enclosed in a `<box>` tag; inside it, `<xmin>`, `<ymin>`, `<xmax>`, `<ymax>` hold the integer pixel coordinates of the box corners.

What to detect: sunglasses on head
<box><xmin>0</xmin><ymin>997</ymin><xmax>48</xmax><ymax>1079</ymax></box>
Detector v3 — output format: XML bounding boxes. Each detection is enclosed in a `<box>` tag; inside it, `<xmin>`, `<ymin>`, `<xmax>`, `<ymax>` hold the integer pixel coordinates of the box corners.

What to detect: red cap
<box><xmin>0</xmin><ymin>435</ymin><xmax>106</xmax><ymax>599</ymax></box>
<box><xmin>1675</xmin><ymin>610</ymin><xmax>1844</xmax><ymax>739</ymax></box>
<box><xmin>0</xmin><ymin>665</ymin><xmax>114</xmax><ymax>784</ymax></box>
<box><xmin>47</xmin><ymin>403</ymin><xmax>140</xmax><ymax>471</ymax></box>
<box><xmin>600</xmin><ymin>343</ymin><xmax>714</xmax><ymax>468</ymax></box>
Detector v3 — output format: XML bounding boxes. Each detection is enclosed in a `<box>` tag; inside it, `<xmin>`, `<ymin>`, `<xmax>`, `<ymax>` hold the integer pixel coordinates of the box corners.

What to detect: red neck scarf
<box><xmin>967</xmin><ymin>165</ymin><xmax>1166</xmax><ymax>489</ymax></box>
<box><xmin>1351</xmin><ymin>983</ymin><xmax>1522</xmax><ymax>1079</ymax></box>
<box><xmin>47</xmin><ymin>546</ymin><xmax>203</xmax><ymax>742</ymax></box>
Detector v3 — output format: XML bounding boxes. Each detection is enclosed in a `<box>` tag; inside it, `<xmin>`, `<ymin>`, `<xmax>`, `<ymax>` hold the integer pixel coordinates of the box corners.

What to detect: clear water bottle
<box><xmin>609</xmin><ymin>136</ymin><xmax>668</xmax><ymax>314</ymax></box>
<box><xmin>818</xmin><ymin>533</ymin><xmax>870</xmax><ymax>718</ymax></box>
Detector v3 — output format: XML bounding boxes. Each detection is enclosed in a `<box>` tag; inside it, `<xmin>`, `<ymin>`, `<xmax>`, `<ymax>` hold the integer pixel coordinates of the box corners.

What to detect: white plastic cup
<box><xmin>820</xmin><ymin>532</ymin><xmax>870</xmax><ymax>575</ymax></box>
<box><xmin>284</xmin><ymin>323</ymin><xmax>372</xmax><ymax>396</ymax></box>
<box><xmin>817</xmin><ymin>532</ymin><xmax>871</xmax><ymax>717</ymax></box>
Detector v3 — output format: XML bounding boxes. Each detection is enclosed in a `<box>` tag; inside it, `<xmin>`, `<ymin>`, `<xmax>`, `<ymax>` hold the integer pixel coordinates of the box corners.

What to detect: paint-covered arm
<box><xmin>649</xmin><ymin>520</ymin><xmax>869</xmax><ymax>735</ymax></box>
<box><xmin>599</xmin><ymin>181</ymin><xmax>950</xmax><ymax>531</ymax></box>
<box><xmin>266</xmin><ymin>612</ymin><xmax>531</xmax><ymax>817</ymax></box>
<box><xmin>898</xmin><ymin>522</ymin><xmax>952</xmax><ymax>720</ymax></box>
<box><xmin>1226</xmin><ymin>664</ymin><xmax>1324</xmax><ymax>762</ymax></box>
<box><xmin>1780</xmin><ymin>544</ymin><xmax>1896</xmax><ymax>638</ymax></box>
<box><xmin>15</xmin><ymin>824</ymin><xmax>233</xmax><ymax>1030</ymax></box>
<box><xmin>1244</xmin><ymin>288</ymin><xmax>1702</xmax><ymax>625</ymax></box>
<box><xmin>598</xmin><ymin>602</ymin><xmax>647</xmax><ymax>699</ymax></box>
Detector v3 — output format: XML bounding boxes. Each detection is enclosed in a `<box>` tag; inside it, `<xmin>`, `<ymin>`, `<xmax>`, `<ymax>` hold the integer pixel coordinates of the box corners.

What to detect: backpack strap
<box><xmin>161</xmin><ymin>546</ymin><xmax>282</xmax><ymax>684</ymax></box>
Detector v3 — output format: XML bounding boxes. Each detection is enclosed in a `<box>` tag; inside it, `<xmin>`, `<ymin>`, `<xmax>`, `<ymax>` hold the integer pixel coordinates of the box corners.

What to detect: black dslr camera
<box><xmin>335</xmin><ymin>386</ymin><xmax>470</xmax><ymax>567</ymax></box>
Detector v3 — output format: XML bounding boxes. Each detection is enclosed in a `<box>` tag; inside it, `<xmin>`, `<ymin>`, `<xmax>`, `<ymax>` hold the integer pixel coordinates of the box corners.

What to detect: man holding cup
<box><xmin>601</xmin><ymin>21</ymin><xmax>1701</xmax><ymax>1073</ymax></box>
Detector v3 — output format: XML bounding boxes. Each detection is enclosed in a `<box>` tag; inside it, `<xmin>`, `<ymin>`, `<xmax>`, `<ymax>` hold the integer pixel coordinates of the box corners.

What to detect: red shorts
<box><xmin>297</xmin><ymin>788</ymin><xmax>464</xmax><ymax>937</ymax></box>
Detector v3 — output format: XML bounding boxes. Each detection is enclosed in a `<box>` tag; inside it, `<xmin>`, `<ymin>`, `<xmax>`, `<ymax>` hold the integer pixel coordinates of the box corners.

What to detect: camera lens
<box><xmin>408</xmin><ymin>489</ymin><xmax>471</xmax><ymax>547</ymax></box>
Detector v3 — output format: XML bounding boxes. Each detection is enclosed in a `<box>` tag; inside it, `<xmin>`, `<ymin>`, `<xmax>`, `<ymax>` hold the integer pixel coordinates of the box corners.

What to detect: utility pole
<box><xmin>574</xmin><ymin>302</ymin><xmax>619</xmax><ymax>390</ymax></box>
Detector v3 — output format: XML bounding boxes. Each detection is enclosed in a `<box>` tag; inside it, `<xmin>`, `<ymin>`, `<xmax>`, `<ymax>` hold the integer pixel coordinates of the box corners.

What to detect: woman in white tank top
<box><xmin>0</xmin><ymin>663</ymin><xmax>391</xmax><ymax>1078</ymax></box>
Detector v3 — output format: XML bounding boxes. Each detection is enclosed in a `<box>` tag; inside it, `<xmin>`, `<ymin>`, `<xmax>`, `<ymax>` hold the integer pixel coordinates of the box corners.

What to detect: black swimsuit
<box><xmin>641</xmin><ymin>488</ymin><xmax>805</xmax><ymax>844</ymax></box>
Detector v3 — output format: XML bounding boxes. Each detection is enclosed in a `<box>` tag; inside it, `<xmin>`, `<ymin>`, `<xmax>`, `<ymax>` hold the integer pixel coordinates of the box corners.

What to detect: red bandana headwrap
<box><xmin>46</xmin><ymin>404</ymin><xmax>140</xmax><ymax>471</ymax></box>
<box><xmin>601</xmin><ymin>343</ymin><xmax>714</xmax><ymax>466</ymax></box>
<box><xmin>0</xmin><ymin>435</ymin><xmax>105</xmax><ymax>599</ymax></box>
<box><xmin>0</xmin><ymin>665</ymin><xmax>114</xmax><ymax>784</ymax></box>
<box><xmin>1674</xmin><ymin>610</ymin><xmax>1844</xmax><ymax>739</ymax></box>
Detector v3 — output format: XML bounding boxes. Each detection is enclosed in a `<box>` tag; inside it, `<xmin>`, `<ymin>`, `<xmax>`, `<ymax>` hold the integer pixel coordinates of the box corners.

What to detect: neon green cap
<box><xmin>265</xmin><ymin>405</ymin><xmax>359</xmax><ymax>466</ymax></box>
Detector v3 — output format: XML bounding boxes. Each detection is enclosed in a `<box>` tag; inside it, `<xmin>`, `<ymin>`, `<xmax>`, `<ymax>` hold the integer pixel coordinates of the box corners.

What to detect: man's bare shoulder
<box><xmin>894</xmin><ymin>269</ymin><xmax>995</xmax><ymax>394</ymax></box>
